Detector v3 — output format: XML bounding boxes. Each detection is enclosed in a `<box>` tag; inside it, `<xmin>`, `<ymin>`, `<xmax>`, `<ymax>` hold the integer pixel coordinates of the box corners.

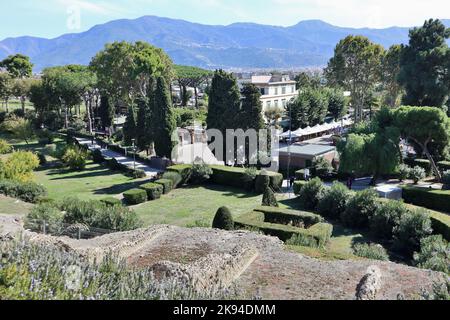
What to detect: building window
<box><xmin>274</xmin><ymin>87</ymin><xmax>278</xmax><ymax>95</ymax></box>
<box><xmin>291</xmin><ymin>86</ymin><xmax>295</xmax><ymax>93</ymax></box>
<box><xmin>267</xmin><ymin>101</ymin><xmax>271</xmax><ymax>108</ymax></box>
<box><xmin>260</xmin><ymin>88</ymin><xmax>265</xmax><ymax>96</ymax></box>
<box><xmin>282</xmin><ymin>86</ymin><xmax>286</xmax><ymax>94</ymax></box>
<box><xmin>274</xmin><ymin>100</ymin><xmax>279</xmax><ymax>108</ymax></box>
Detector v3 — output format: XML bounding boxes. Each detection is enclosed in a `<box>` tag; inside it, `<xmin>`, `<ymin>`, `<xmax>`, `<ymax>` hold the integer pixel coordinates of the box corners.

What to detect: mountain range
<box><xmin>1</xmin><ymin>16</ymin><xmax>449</xmax><ymax>72</ymax></box>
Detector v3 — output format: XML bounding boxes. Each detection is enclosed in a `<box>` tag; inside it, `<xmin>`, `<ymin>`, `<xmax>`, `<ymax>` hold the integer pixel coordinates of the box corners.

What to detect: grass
<box><xmin>132</xmin><ymin>184</ymin><xmax>263</xmax><ymax>227</ymax></box>
<box><xmin>0</xmin><ymin>195</ymin><xmax>33</xmax><ymax>216</ymax></box>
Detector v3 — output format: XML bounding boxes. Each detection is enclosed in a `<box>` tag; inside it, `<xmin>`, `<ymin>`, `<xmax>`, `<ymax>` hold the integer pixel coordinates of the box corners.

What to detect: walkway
<box><xmin>74</xmin><ymin>137</ymin><xmax>161</xmax><ymax>178</ymax></box>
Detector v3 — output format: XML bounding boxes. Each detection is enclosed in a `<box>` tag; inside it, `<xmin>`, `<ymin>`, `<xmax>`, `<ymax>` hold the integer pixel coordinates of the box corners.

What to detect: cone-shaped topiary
<box><xmin>255</xmin><ymin>170</ymin><xmax>270</xmax><ymax>194</ymax></box>
<box><xmin>262</xmin><ymin>186</ymin><xmax>278</xmax><ymax>207</ymax></box>
<box><xmin>212</xmin><ymin>206</ymin><xmax>234</xmax><ymax>230</ymax></box>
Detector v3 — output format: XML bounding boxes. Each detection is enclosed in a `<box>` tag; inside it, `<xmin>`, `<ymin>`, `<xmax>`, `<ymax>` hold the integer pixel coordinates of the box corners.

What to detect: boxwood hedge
<box><xmin>402</xmin><ymin>186</ymin><xmax>450</xmax><ymax>214</ymax></box>
<box><xmin>140</xmin><ymin>183</ymin><xmax>164</xmax><ymax>200</ymax></box>
<box><xmin>155</xmin><ymin>179</ymin><xmax>173</xmax><ymax>194</ymax></box>
<box><xmin>123</xmin><ymin>189</ymin><xmax>147</xmax><ymax>205</ymax></box>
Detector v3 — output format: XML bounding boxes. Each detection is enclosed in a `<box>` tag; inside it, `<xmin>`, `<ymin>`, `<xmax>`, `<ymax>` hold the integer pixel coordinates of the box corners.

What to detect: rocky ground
<box><xmin>1</xmin><ymin>214</ymin><xmax>447</xmax><ymax>300</ymax></box>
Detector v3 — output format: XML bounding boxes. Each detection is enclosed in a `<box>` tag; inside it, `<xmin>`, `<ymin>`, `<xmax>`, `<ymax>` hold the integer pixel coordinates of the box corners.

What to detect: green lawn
<box><xmin>35</xmin><ymin>161</ymin><xmax>147</xmax><ymax>201</ymax></box>
<box><xmin>132</xmin><ymin>184</ymin><xmax>264</xmax><ymax>227</ymax></box>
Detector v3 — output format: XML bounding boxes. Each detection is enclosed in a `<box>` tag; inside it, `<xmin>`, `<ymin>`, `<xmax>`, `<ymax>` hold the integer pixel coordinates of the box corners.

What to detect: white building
<box><xmin>249</xmin><ymin>74</ymin><xmax>298</xmax><ymax>112</ymax></box>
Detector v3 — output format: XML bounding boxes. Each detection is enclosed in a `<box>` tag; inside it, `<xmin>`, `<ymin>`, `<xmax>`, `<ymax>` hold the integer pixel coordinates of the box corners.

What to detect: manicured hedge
<box><xmin>166</xmin><ymin>165</ymin><xmax>193</xmax><ymax>184</ymax></box>
<box><xmin>438</xmin><ymin>161</ymin><xmax>450</xmax><ymax>172</ymax></box>
<box><xmin>235</xmin><ymin>210</ymin><xmax>332</xmax><ymax>248</ymax></box>
<box><xmin>402</xmin><ymin>186</ymin><xmax>450</xmax><ymax>213</ymax></box>
<box><xmin>210</xmin><ymin>165</ymin><xmax>283</xmax><ymax>191</ymax></box>
<box><xmin>123</xmin><ymin>189</ymin><xmax>147</xmax><ymax>205</ymax></box>
<box><xmin>140</xmin><ymin>183</ymin><xmax>164</xmax><ymax>200</ymax></box>
<box><xmin>254</xmin><ymin>206</ymin><xmax>323</xmax><ymax>227</ymax></box>
<box><xmin>155</xmin><ymin>179</ymin><xmax>173</xmax><ymax>194</ymax></box>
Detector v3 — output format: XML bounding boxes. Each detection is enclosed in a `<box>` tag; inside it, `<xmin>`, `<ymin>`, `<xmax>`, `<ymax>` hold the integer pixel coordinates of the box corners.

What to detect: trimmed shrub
<box><xmin>140</xmin><ymin>183</ymin><xmax>164</xmax><ymax>200</ymax></box>
<box><xmin>0</xmin><ymin>180</ymin><xmax>47</xmax><ymax>203</ymax></box>
<box><xmin>255</xmin><ymin>170</ymin><xmax>270</xmax><ymax>194</ymax></box>
<box><xmin>254</xmin><ymin>206</ymin><xmax>323</xmax><ymax>227</ymax></box>
<box><xmin>413</xmin><ymin>235</ymin><xmax>449</xmax><ymax>274</ymax></box>
<box><xmin>413</xmin><ymin>159</ymin><xmax>432</xmax><ymax>175</ymax></box>
<box><xmin>155</xmin><ymin>179</ymin><xmax>173</xmax><ymax>194</ymax></box>
<box><xmin>162</xmin><ymin>171</ymin><xmax>183</xmax><ymax>189</ymax></box>
<box><xmin>297</xmin><ymin>178</ymin><xmax>325</xmax><ymax>211</ymax></box>
<box><xmin>393</xmin><ymin>208</ymin><xmax>433</xmax><ymax>256</ymax></box>
<box><xmin>166</xmin><ymin>164</ymin><xmax>192</xmax><ymax>185</ymax></box>
<box><xmin>242</xmin><ymin>167</ymin><xmax>258</xmax><ymax>191</ymax></box>
<box><xmin>36</xmin><ymin>152</ymin><xmax>47</xmax><ymax>166</ymax></box>
<box><xmin>123</xmin><ymin>189</ymin><xmax>148</xmax><ymax>205</ymax></box>
<box><xmin>442</xmin><ymin>171</ymin><xmax>450</xmax><ymax>190</ymax></box>
<box><xmin>398</xmin><ymin>164</ymin><xmax>411</xmax><ymax>182</ymax></box>
<box><xmin>0</xmin><ymin>139</ymin><xmax>12</xmax><ymax>154</ymax></box>
<box><xmin>212</xmin><ymin>206</ymin><xmax>234</xmax><ymax>230</ymax></box>
<box><xmin>126</xmin><ymin>168</ymin><xmax>146</xmax><ymax>179</ymax></box>
<box><xmin>62</xmin><ymin>145</ymin><xmax>88</xmax><ymax>171</ymax></box>
<box><xmin>317</xmin><ymin>182</ymin><xmax>352</xmax><ymax>219</ymax></box>
<box><xmin>100</xmin><ymin>197</ymin><xmax>122</xmax><ymax>207</ymax></box>
<box><xmin>402</xmin><ymin>186</ymin><xmax>450</xmax><ymax>213</ymax></box>
<box><xmin>293</xmin><ymin>180</ymin><xmax>307</xmax><ymax>195</ymax></box>
<box><xmin>262</xmin><ymin>187</ymin><xmax>278</xmax><ymax>207</ymax></box>
<box><xmin>341</xmin><ymin>189</ymin><xmax>380</xmax><ymax>229</ymax></box>
<box><xmin>369</xmin><ymin>200</ymin><xmax>409</xmax><ymax>241</ymax></box>
<box><xmin>352</xmin><ymin>243</ymin><xmax>389</xmax><ymax>261</ymax></box>
<box><xmin>107</xmin><ymin>158</ymin><xmax>122</xmax><ymax>171</ymax></box>
<box><xmin>190</xmin><ymin>162</ymin><xmax>213</xmax><ymax>184</ymax></box>
<box><xmin>1</xmin><ymin>151</ymin><xmax>40</xmax><ymax>182</ymax></box>
<box><xmin>92</xmin><ymin>149</ymin><xmax>104</xmax><ymax>163</ymax></box>
<box><xmin>438</xmin><ymin>161</ymin><xmax>450</xmax><ymax>172</ymax></box>
<box><xmin>409</xmin><ymin>166</ymin><xmax>426</xmax><ymax>184</ymax></box>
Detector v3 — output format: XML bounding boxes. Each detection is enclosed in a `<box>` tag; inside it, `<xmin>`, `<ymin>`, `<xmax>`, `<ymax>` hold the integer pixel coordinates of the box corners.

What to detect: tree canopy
<box><xmin>0</xmin><ymin>54</ymin><xmax>33</xmax><ymax>78</ymax></box>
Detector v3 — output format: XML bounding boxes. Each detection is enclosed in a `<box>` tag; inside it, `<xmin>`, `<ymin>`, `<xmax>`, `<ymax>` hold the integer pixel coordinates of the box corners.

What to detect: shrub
<box><xmin>255</xmin><ymin>170</ymin><xmax>270</xmax><ymax>194</ymax></box>
<box><xmin>167</xmin><ymin>165</ymin><xmax>192</xmax><ymax>184</ymax></box>
<box><xmin>140</xmin><ymin>183</ymin><xmax>164</xmax><ymax>200</ymax></box>
<box><xmin>0</xmin><ymin>180</ymin><xmax>47</xmax><ymax>203</ymax></box>
<box><xmin>442</xmin><ymin>171</ymin><xmax>450</xmax><ymax>190</ymax></box>
<box><xmin>123</xmin><ymin>189</ymin><xmax>148</xmax><ymax>205</ymax></box>
<box><xmin>242</xmin><ymin>167</ymin><xmax>258</xmax><ymax>191</ymax></box>
<box><xmin>155</xmin><ymin>179</ymin><xmax>173</xmax><ymax>194</ymax></box>
<box><xmin>312</xmin><ymin>157</ymin><xmax>333</xmax><ymax>177</ymax></box>
<box><xmin>190</xmin><ymin>162</ymin><xmax>213</xmax><ymax>184</ymax></box>
<box><xmin>293</xmin><ymin>181</ymin><xmax>307</xmax><ymax>195</ymax></box>
<box><xmin>352</xmin><ymin>243</ymin><xmax>389</xmax><ymax>261</ymax></box>
<box><xmin>210</xmin><ymin>166</ymin><xmax>282</xmax><ymax>191</ymax></box>
<box><xmin>262</xmin><ymin>187</ymin><xmax>278</xmax><ymax>207</ymax></box>
<box><xmin>254</xmin><ymin>206</ymin><xmax>323</xmax><ymax>227</ymax></box>
<box><xmin>341</xmin><ymin>189</ymin><xmax>380</xmax><ymax>229</ymax></box>
<box><xmin>413</xmin><ymin>159</ymin><xmax>432</xmax><ymax>175</ymax></box>
<box><xmin>36</xmin><ymin>152</ymin><xmax>47</xmax><ymax>166</ymax></box>
<box><xmin>162</xmin><ymin>171</ymin><xmax>183</xmax><ymax>189</ymax></box>
<box><xmin>0</xmin><ymin>139</ymin><xmax>12</xmax><ymax>154</ymax></box>
<box><xmin>100</xmin><ymin>197</ymin><xmax>122</xmax><ymax>207</ymax></box>
<box><xmin>212</xmin><ymin>206</ymin><xmax>234</xmax><ymax>230</ymax></box>
<box><xmin>393</xmin><ymin>208</ymin><xmax>433</xmax><ymax>256</ymax></box>
<box><xmin>127</xmin><ymin>168</ymin><xmax>146</xmax><ymax>179</ymax></box>
<box><xmin>317</xmin><ymin>182</ymin><xmax>352</xmax><ymax>219</ymax></box>
<box><xmin>438</xmin><ymin>161</ymin><xmax>450</xmax><ymax>172</ymax></box>
<box><xmin>369</xmin><ymin>200</ymin><xmax>409</xmax><ymax>241</ymax></box>
<box><xmin>37</xmin><ymin>129</ymin><xmax>54</xmax><ymax>145</ymax></box>
<box><xmin>402</xmin><ymin>186</ymin><xmax>450</xmax><ymax>213</ymax></box>
<box><xmin>24</xmin><ymin>203</ymin><xmax>64</xmax><ymax>233</ymax></box>
<box><xmin>107</xmin><ymin>158</ymin><xmax>122</xmax><ymax>171</ymax></box>
<box><xmin>62</xmin><ymin>145</ymin><xmax>88</xmax><ymax>171</ymax></box>
<box><xmin>297</xmin><ymin>178</ymin><xmax>325</xmax><ymax>211</ymax></box>
<box><xmin>1</xmin><ymin>151</ymin><xmax>40</xmax><ymax>182</ymax></box>
<box><xmin>92</xmin><ymin>149</ymin><xmax>104</xmax><ymax>163</ymax></box>
<box><xmin>398</xmin><ymin>164</ymin><xmax>411</xmax><ymax>182</ymax></box>
<box><xmin>414</xmin><ymin>235</ymin><xmax>449</xmax><ymax>274</ymax></box>
<box><xmin>409</xmin><ymin>166</ymin><xmax>426</xmax><ymax>184</ymax></box>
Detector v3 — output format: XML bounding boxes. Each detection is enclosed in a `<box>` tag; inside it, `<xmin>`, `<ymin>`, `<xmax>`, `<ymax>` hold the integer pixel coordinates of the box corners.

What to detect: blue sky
<box><xmin>1</xmin><ymin>0</ymin><xmax>449</xmax><ymax>40</ymax></box>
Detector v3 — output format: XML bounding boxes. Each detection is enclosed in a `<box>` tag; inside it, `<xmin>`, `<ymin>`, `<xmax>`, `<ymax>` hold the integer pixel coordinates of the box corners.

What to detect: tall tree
<box><xmin>325</xmin><ymin>35</ymin><xmax>385</xmax><ymax>122</ymax></box>
<box><xmin>393</xmin><ymin>106</ymin><xmax>450</xmax><ymax>181</ymax></box>
<box><xmin>99</xmin><ymin>96</ymin><xmax>114</xmax><ymax>130</ymax></box>
<box><xmin>123</xmin><ymin>104</ymin><xmax>138</xmax><ymax>146</ymax></box>
<box><xmin>295</xmin><ymin>71</ymin><xmax>323</xmax><ymax>90</ymax></box>
<box><xmin>325</xmin><ymin>88</ymin><xmax>347</xmax><ymax>121</ymax></box>
<box><xmin>0</xmin><ymin>73</ymin><xmax>13</xmax><ymax>112</ymax></box>
<box><xmin>239</xmin><ymin>84</ymin><xmax>264</xmax><ymax>131</ymax></box>
<box><xmin>289</xmin><ymin>88</ymin><xmax>328</xmax><ymax>129</ymax></box>
<box><xmin>206</xmin><ymin>69</ymin><xmax>241</xmax><ymax>134</ymax></box>
<box><xmin>381</xmin><ymin>45</ymin><xmax>404</xmax><ymax>108</ymax></box>
<box><xmin>398</xmin><ymin>19</ymin><xmax>450</xmax><ymax>108</ymax></box>
<box><xmin>153</xmin><ymin>77</ymin><xmax>176</xmax><ymax>158</ymax></box>
<box><xmin>174</xmin><ymin>65</ymin><xmax>212</xmax><ymax>108</ymax></box>
<box><xmin>0</xmin><ymin>54</ymin><xmax>33</xmax><ymax>78</ymax></box>
<box><xmin>11</xmin><ymin>78</ymin><xmax>37</xmax><ymax>113</ymax></box>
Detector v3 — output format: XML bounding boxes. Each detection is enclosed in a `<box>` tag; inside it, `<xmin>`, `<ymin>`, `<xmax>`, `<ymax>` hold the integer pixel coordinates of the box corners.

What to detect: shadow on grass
<box><xmin>278</xmin><ymin>198</ymin><xmax>303</xmax><ymax>210</ymax></box>
<box><xmin>185</xmin><ymin>183</ymin><xmax>259</xmax><ymax>199</ymax></box>
<box><xmin>93</xmin><ymin>179</ymin><xmax>150</xmax><ymax>195</ymax></box>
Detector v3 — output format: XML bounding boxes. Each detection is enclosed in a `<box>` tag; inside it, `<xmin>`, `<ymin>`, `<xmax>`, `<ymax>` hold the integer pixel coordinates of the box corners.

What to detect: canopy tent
<box><xmin>279</xmin><ymin>119</ymin><xmax>353</xmax><ymax>140</ymax></box>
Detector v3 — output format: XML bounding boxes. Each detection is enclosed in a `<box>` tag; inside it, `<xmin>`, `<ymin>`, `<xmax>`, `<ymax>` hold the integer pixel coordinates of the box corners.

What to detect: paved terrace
<box><xmin>75</xmin><ymin>137</ymin><xmax>161</xmax><ymax>178</ymax></box>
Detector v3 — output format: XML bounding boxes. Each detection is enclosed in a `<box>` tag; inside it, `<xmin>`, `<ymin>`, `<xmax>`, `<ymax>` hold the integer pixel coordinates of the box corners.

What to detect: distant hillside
<box><xmin>0</xmin><ymin>16</ymin><xmax>449</xmax><ymax>71</ymax></box>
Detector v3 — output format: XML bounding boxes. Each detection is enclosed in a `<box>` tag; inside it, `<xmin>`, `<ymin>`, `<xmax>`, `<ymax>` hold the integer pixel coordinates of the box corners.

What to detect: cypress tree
<box><xmin>153</xmin><ymin>76</ymin><xmax>176</xmax><ymax>158</ymax></box>
<box><xmin>212</xmin><ymin>206</ymin><xmax>234</xmax><ymax>230</ymax></box>
<box><xmin>99</xmin><ymin>96</ymin><xmax>114</xmax><ymax>130</ymax></box>
<box><xmin>262</xmin><ymin>186</ymin><xmax>279</xmax><ymax>207</ymax></box>
<box><xmin>123</xmin><ymin>104</ymin><xmax>137</xmax><ymax>146</ymax></box>
<box><xmin>239</xmin><ymin>83</ymin><xmax>264</xmax><ymax>131</ymax></box>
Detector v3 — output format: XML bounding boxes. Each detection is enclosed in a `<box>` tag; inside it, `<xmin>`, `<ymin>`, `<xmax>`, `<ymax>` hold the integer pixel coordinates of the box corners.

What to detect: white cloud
<box><xmin>56</xmin><ymin>0</ymin><xmax>123</xmax><ymax>15</ymax></box>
